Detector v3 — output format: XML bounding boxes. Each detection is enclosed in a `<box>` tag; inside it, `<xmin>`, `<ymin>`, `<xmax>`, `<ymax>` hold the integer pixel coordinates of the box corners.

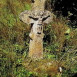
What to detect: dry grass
<box><xmin>23</xmin><ymin>58</ymin><xmax>61</xmax><ymax>77</ymax></box>
<box><xmin>51</xmin><ymin>17</ymin><xmax>70</xmax><ymax>52</ymax></box>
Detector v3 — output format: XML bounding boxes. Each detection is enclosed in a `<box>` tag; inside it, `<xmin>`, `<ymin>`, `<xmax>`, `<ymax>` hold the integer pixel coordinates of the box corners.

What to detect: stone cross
<box><xmin>19</xmin><ymin>0</ymin><xmax>53</xmax><ymax>60</ymax></box>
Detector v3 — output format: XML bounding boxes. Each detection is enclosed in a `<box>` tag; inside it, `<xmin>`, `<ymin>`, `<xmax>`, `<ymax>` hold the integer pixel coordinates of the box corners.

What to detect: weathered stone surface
<box><xmin>29</xmin><ymin>32</ymin><xmax>44</xmax><ymax>60</ymax></box>
<box><xmin>19</xmin><ymin>0</ymin><xmax>53</xmax><ymax>60</ymax></box>
<box><xmin>32</xmin><ymin>0</ymin><xmax>46</xmax><ymax>11</ymax></box>
<box><xmin>19</xmin><ymin>10</ymin><xmax>53</xmax><ymax>24</ymax></box>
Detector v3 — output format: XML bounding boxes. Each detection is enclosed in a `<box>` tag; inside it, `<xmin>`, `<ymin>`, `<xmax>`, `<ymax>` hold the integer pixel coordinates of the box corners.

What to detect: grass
<box><xmin>0</xmin><ymin>0</ymin><xmax>77</xmax><ymax>77</ymax></box>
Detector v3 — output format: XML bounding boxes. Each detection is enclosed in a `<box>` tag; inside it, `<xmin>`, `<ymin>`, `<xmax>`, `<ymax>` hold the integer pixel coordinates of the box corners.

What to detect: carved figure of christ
<box><xmin>28</xmin><ymin>16</ymin><xmax>44</xmax><ymax>59</ymax></box>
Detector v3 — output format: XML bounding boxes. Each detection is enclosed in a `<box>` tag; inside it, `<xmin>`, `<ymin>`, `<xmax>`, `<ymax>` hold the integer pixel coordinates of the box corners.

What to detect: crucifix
<box><xmin>19</xmin><ymin>0</ymin><xmax>53</xmax><ymax>60</ymax></box>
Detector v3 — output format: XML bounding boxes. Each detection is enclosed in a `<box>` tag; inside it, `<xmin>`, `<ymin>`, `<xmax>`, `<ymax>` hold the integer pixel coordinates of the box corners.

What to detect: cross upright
<box><xmin>19</xmin><ymin>0</ymin><xmax>53</xmax><ymax>60</ymax></box>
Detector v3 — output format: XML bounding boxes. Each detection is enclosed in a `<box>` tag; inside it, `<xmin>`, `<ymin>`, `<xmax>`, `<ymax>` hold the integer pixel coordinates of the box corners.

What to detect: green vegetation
<box><xmin>0</xmin><ymin>0</ymin><xmax>77</xmax><ymax>77</ymax></box>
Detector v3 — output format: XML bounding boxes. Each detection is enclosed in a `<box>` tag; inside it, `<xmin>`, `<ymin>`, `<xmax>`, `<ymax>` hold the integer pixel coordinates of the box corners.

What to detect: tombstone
<box><xmin>19</xmin><ymin>0</ymin><xmax>53</xmax><ymax>60</ymax></box>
